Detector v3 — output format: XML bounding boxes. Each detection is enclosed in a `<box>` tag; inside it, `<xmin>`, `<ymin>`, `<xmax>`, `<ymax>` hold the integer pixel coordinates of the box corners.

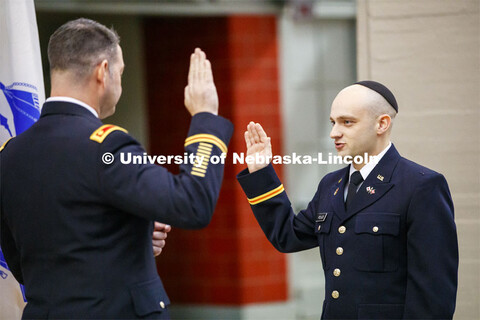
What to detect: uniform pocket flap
<box><xmin>315</xmin><ymin>212</ymin><xmax>333</xmax><ymax>234</ymax></box>
<box><xmin>129</xmin><ymin>278</ymin><xmax>170</xmax><ymax>317</ymax></box>
<box><xmin>355</xmin><ymin>213</ymin><xmax>400</xmax><ymax>236</ymax></box>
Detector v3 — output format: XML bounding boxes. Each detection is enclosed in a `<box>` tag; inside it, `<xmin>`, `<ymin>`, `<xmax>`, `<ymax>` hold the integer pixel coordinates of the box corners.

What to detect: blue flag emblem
<box><xmin>0</xmin><ymin>248</ymin><xmax>27</xmax><ymax>302</ymax></box>
<box><xmin>0</xmin><ymin>81</ymin><xmax>39</xmax><ymax>304</ymax></box>
<box><xmin>0</xmin><ymin>81</ymin><xmax>41</xmax><ymax>137</ymax></box>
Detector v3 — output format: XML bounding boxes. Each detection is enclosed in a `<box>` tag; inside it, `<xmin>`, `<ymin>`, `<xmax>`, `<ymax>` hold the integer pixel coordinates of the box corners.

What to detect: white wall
<box><xmin>279</xmin><ymin>14</ymin><xmax>356</xmax><ymax>320</ymax></box>
<box><xmin>357</xmin><ymin>1</ymin><xmax>480</xmax><ymax>319</ymax></box>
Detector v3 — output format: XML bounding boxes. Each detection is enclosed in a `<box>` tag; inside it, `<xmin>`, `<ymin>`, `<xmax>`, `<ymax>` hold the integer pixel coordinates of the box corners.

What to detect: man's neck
<box><xmin>352</xmin><ymin>140</ymin><xmax>392</xmax><ymax>171</ymax></box>
<box><xmin>50</xmin><ymin>73</ymin><xmax>101</xmax><ymax>117</ymax></box>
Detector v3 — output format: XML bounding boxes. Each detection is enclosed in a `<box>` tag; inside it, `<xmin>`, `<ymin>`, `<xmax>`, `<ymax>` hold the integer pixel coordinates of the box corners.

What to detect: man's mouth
<box><xmin>335</xmin><ymin>142</ymin><xmax>345</xmax><ymax>150</ymax></box>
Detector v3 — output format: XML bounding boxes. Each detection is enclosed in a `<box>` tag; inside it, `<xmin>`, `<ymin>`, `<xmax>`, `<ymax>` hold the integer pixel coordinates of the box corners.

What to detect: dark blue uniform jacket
<box><xmin>237</xmin><ymin>145</ymin><xmax>458</xmax><ymax>319</ymax></box>
<box><xmin>0</xmin><ymin>101</ymin><xmax>233</xmax><ymax>319</ymax></box>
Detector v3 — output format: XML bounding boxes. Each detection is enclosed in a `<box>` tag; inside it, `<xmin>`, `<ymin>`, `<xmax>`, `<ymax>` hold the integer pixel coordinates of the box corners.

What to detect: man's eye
<box><xmin>345</xmin><ymin>120</ymin><xmax>352</xmax><ymax>125</ymax></box>
<box><xmin>330</xmin><ymin>121</ymin><xmax>335</xmax><ymax>126</ymax></box>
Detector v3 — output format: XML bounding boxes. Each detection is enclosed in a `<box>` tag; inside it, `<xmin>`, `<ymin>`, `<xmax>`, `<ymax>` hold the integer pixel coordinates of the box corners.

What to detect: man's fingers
<box><xmin>152</xmin><ymin>239</ymin><xmax>166</xmax><ymax>248</ymax></box>
<box><xmin>154</xmin><ymin>222</ymin><xmax>172</xmax><ymax>233</ymax></box>
<box><xmin>153</xmin><ymin>231</ymin><xmax>167</xmax><ymax>240</ymax></box>
<box><xmin>198</xmin><ymin>50</ymin><xmax>207</xmax><ymax>81</ymax></box>
<box><xmin>196</xmin><ymin>48</ymin><xmax>205</xmax><ymax>81</ymax></box>
<box><xmin>205</xmin><ymin>60</ymin><xmax>213</xmax><ymax>82</ymax></box>
<box><xmin>184</xmin><ymin>86</ymin><xmax>190</xmax><ymax>104</ymax></box>
<box><xmin>251</xmin><ymin>122</ymin><xmax>261</xmax><ymax>143</ymax></box>
<box><xmin>188</xmin><ymin>53</ymin><xmax>195</xmax><ymax>85</ymax></box>
<box><xmin>247</xmin><ymin>122</ymin><xmax>257</xmax><ymax>146</ymax></box>
<box><xmin>193</xmin><ymin>49</ymin><xmax>200</xmax><ymax>83</ymax></box>
<box><xmin>245</xmin><ymin>131</ymin><xmax>252</xmax><ymax>149</ymax></box>
<box><xmin>152</xmin><ymin>238</ymin><xmax>166</xmax><ymax>257</ymax></box>
<box><xmin>256</xmin><ymin>123</ymin><xmax>268</xmax><ymax>142</ymax></box>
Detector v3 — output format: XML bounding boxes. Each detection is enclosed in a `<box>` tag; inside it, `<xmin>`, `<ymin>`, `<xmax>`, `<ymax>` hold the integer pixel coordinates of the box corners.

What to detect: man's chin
<box><xmin>336</xmin><ymin>150</ymin><xmax>350</xmax><ymax>158</ymax></box>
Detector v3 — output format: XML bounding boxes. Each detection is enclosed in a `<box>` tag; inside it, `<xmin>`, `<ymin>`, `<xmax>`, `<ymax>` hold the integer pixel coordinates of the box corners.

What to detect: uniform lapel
<box><xmin>340</xmin><ymin>145</ymin><xmax>402</xmax><ymax>223</ymax></box>
<box><xmin>331</xmin><ymin>168</ymin><xmax>350</xmax><ymax>219</ymax></box>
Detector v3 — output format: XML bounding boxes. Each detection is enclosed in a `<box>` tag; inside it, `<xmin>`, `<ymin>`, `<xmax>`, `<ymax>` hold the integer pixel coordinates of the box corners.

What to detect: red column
<box><xmin>144</xmin><ymin>16</ymin><xmax>286</xmax><ymax>305</ymax></box>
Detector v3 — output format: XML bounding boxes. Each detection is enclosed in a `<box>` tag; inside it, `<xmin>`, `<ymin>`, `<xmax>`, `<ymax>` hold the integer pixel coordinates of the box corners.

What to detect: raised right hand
<box><xmin>184</xmin><ymin>48</ymin><xmax>219</xmax><ymax>116</ymax></box>
<box><xmin>244</xmin><ymin>122</ymin><xmax>272</xmax><ymax>173</ymax></box>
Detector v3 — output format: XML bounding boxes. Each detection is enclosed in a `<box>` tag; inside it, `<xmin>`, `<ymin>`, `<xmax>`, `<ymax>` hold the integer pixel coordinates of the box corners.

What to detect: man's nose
<box><xmin>330</xmin><ymin>124</ymin><xmax>342</xmax><ymax>139</ymax></box>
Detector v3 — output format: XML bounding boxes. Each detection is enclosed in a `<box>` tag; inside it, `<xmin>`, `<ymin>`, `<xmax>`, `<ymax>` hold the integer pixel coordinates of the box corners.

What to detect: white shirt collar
<box><xmin>349</xmin><ymin>142</ymin><xmax>392</xmax><ymax>181</ymax></box>
<box><xmin>46</xmin><ymin>96</ymin><xmax>99</xmax><ymax>118</ymax></box>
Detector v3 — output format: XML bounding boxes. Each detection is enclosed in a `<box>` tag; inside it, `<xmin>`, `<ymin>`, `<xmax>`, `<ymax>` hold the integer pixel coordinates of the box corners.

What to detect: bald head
<box><xmin>339</xmin><ymin>84</ymin><xmax>396</xmax><ymax>124</ymax></box>
<box><xmin>329</xmin><ymin>84</ymin><xmax>394</xmax><ymax>163</ymax></box>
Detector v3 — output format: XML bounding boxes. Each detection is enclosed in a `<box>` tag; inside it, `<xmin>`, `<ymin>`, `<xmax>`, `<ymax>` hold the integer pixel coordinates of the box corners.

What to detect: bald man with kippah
<box><xmin>237</xmin><ymin>81</ymin><xmax>458</xmax><ymax>319</ymax></box>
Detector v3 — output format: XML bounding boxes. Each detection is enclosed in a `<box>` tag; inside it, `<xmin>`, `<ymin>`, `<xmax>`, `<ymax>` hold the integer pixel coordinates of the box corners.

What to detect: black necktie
<box><xmin>345</xmin><ymin>171</ymin><xmax>364</xmax><ymax>210</ymax></box>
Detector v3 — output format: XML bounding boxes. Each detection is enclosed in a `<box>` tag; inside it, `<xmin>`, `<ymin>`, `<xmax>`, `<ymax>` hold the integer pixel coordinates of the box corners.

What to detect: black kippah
<box><xmin>355</xmin><ymin>80</ymin><xmax>398</xmax><ymax>113</ymax></box>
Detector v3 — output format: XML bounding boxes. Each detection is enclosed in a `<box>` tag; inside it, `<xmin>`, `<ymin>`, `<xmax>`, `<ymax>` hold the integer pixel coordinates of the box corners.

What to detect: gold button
<box><xmin>336</xmin><ymin>247</ymin><xmax>343</xmax><ymax>255</ymax></box>
<box><xmin>318</xmin><ymin>225</ymin><xmax>321</xmax><ymax>231</ymax></box>
<box><xmin>338</xmin><ymin>226</ymin><xmax>346</xmax><ymax>234</ymax></box>
<box><xmin>333</xmin><ymin>268</ymin><xmax>341</xmax><ymax>277</ymax></box>
<box><xmin>159</xmin><ymin>301</ymin><xmax>165</xmax><ymax>309</ymax></box>
<box><xmin>373</xmin><ymin>226</ymin><xmax>379</xmax><ymax>233</ymax></box>
<box><xmin>332</xmin><ymin>290</ymin><xmax>339</xmax><ymax>299</ymax></box>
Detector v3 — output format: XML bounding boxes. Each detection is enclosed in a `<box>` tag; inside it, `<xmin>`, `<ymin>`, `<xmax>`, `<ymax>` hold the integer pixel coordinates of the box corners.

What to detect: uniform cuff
<box><xmin>237</xmin><ymin>163</ymin><xmax>284</xmax><ymax>204</ymax></box>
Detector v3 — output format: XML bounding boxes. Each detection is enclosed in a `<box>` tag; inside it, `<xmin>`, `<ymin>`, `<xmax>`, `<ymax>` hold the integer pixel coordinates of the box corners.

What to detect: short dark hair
<box><xmin>48</xmin><ymin>18</ymin><xmax>120</xmax><ymax>78</ymax></box>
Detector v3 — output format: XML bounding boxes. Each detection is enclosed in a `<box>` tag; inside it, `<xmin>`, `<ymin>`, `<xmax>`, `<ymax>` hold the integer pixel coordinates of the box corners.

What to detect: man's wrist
<box><xmin>191</xmin><ymin>110</ymin><xmax>218</xmax><ymax>116</ymax></box>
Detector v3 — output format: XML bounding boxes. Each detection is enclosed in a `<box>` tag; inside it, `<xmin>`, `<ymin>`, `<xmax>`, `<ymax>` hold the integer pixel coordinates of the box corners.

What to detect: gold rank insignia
<box><xmin>90</xmin><ymin>124</ymin><xmax>128</xmax><ymax>143</ymax></box>
<box><xmin>334</xmin><ymin>187</ymin><xmax>339</xmax><ymax>196</ymax></box>
<box><xmin>377</xmin><ymin>174</ymin><xmax>384</xmax><ymax>181</ymax></box>
<box><xmin>191</xmin><ymin>142</ymin><xmax>212</xmax><ymax>178</ymax></box>
<box><xmin>338</xmin><ymin>178</ymin><xmax>342</xmax><ymax>183</ymax></box>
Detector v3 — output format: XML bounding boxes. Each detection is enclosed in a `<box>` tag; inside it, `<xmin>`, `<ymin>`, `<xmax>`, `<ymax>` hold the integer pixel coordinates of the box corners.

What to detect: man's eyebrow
<box><xmin>331</xmin><ymin>115</ymin><xmax>358</xmax><ymax>120</ymax></box>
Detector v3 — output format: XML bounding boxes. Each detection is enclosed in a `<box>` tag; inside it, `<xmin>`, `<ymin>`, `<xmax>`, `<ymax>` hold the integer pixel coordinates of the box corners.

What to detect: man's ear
<box><xmin>95</xmin><ymin>60</ymin><xmax>109</xmax><ymax>86</ymax></box>
<box><xmin>376</xmin><ymin>114</ymin><xmax>391</xmax><ymax>135</ymax></box>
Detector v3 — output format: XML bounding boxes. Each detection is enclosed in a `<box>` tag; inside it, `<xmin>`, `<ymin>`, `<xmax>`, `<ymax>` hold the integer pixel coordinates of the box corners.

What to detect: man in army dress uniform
<box><xmin>237</xmin><ymin>81</ymin><xmax>458</xmax><ymax>319</ymax></box>
<box><xmin>1</xmin><ymin>18</ymin><xmax>232</xmax><ymax>319</ymax></box>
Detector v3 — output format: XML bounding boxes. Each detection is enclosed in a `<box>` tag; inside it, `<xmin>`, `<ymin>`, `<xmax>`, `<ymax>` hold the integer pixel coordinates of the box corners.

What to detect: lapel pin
<box><xmin>334</xmin><ymin>187</ymin><xmax>339</xmax><ymax>196</ymax></box>
<box><xmin>366</xmin><ymin>186</ymin><xmax>375</xmax><ymax>195</ymax></box>
<box><xmin>377</xmin><ymin>174</ymin><xmax>384</xmax><ymax>181</ymax></box>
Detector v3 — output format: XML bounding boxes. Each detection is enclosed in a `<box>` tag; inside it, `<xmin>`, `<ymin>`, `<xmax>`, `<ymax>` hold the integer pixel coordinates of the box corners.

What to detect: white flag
<box><xmin>0</xmin><ymin>0</ymin><xmax>45</xmax><ymax>318</ymax></box>
<box><xmin>0</xmin><ymin>0</ymin><xmax>45</xmax><ymax>145</ymax></box>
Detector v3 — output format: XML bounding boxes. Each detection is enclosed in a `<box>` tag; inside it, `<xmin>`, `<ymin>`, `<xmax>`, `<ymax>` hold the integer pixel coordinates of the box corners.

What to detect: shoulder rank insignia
<box><xmin>0</xmin><ymin>137</ymin><xmax>14</xmax><ymax>152</ymax></box>
<box><xmin>90</xmin><ymin>124</ymin><xmax>128</xmax><ymax>143</ymax></box>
